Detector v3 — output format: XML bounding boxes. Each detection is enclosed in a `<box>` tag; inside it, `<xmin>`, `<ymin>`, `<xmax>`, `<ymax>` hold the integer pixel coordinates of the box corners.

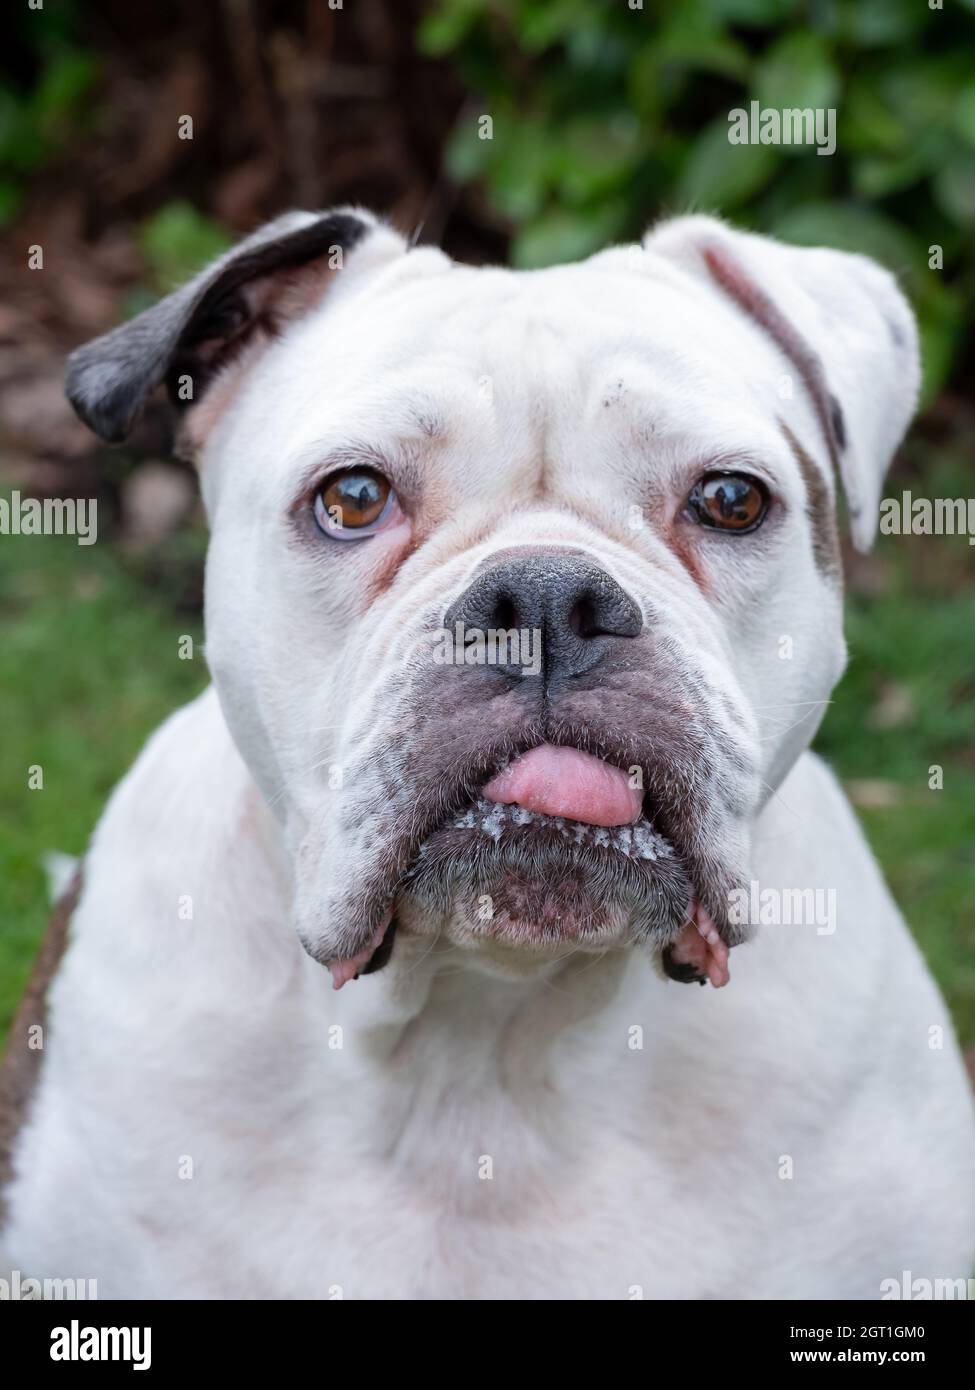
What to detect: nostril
<box><xmin>492</xmin><ymin>593</ymin><xmax>518</xmax><ymax>631</ymax></box>
<box><xmin>569</xmin><ymin>595</ymin><xmax>600</xmax><ymax>639</ymax></box>
<box><xmin>570</xmin><ymin>590</ymin><xmax>641</xmax><ymax>641</ymax></box>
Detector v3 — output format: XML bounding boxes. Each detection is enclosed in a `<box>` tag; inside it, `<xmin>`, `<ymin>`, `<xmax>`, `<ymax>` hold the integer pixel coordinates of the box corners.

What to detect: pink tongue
<box><xmin>482</xmin><ymin>744</ymin><xmax>642</xmax><ymax>828</ymax></box>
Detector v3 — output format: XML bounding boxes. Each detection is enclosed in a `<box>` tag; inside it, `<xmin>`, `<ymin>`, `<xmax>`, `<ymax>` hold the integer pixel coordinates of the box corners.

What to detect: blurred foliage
<box><xmin>0</xmin><ymin>0</ymin><xmax>97</xmax><ymax>224</ymax></box>
<box><xmin>137</xmin><ymin>201</ymin><xmax>233</xmax><ymax>290</ymax></box>
<box><xmin>421</xmin><ymin>0</ymin><xmax>975</xmax><ymax>401</ymax></box>
<box><xmin>123</xmin><ymin>200</ymin><xmax>233</xmax><ymax>317</ymax></box>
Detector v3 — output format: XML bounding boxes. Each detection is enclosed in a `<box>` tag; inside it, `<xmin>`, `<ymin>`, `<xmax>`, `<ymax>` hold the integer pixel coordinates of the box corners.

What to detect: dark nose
<box><xmin>443</xmin><ymin>552</ymin><xmax>643</xmax><ymax>686</ymax></box>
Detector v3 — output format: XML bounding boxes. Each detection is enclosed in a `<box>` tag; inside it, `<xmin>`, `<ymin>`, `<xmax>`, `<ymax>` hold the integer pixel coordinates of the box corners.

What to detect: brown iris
<box><xmin>687</xmin><ymin>473</ymin><xmax>769</xmax><ymax>533</ymax></box>
<box><xmin>317</xmin><ymin>468</ymin><xmax>392</xmax><ymax>533</ymax></box>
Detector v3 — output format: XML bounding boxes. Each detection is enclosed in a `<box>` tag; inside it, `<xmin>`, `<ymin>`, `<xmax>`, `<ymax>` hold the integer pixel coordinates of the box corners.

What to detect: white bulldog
<box><xmin>1</xmin><ymin>211</ymin><xmax>973</xmax><ymax>1299</ymax></box>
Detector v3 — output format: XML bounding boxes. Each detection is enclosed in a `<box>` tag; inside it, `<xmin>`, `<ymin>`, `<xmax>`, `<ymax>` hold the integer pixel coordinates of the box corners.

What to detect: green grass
<box><xmin>816</xmin><ymin>567</ymin><xmax>975</xmax><ymax>1044</ymax></box>
<box><xmin>0</xmin><ymin>528</ymin><xmax>206</xmax><ymax>1032</ymax></box>
<box><xmin>1</xmin><ymin>511</ymin><xmax>972</xmax><ymax>1047</ymax></box>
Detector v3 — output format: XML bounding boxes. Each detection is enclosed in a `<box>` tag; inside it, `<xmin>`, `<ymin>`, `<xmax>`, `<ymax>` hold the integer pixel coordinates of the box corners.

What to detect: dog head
<box><xmin>66</xmin><ymin>209</ymin><xmax>919</xmax><ymax>986</ymax></box>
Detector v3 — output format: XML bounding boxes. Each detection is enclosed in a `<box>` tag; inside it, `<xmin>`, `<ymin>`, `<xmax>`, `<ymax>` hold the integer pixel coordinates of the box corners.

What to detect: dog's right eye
<box><xmin>314</xmin><ymin>468</ymin><xmax>401</xmax><ymax>540</ymax></box>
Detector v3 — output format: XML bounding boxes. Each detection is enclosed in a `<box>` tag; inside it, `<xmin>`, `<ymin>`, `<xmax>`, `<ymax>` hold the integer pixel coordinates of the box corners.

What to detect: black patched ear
<box><xmin>65</xmin><ymin>207</ymin><xmax>404</xmax><ymax>445</ymax></box>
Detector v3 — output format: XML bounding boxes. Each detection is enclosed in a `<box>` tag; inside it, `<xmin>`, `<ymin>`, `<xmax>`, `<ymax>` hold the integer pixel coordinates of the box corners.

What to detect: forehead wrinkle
<box><xmin>465</xmin><ymin>308</ymin><xmax>566</xmax><ymax>503</ymax></box>
<box><xmin>524</xmin><ymin>317</ymin><xmax>565</xmax><ymax>502</ymax></box>
<box><xmin>285</xmin><ymin>382</ymin><xmax>450</xmax><ymax>479</ymax></box>
<box><xmin>582</xmin><ymin>341</ymin><xmax>781</xmax><ymax>472</ymax></box>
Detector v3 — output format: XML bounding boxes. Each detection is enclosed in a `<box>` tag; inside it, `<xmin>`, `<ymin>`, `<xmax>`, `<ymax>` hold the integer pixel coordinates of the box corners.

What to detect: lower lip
<box><xmin>424</xmin><ymin>797</ymin><xmax>668</xmax><ymax>862</ymax></box>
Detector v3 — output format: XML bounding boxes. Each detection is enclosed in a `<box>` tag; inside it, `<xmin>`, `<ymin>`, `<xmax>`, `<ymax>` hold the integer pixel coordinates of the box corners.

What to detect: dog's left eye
<box><xmin>687</xmin><ymin>472</ymin><xmax>769</xmax><ymax>533</ymax></box>
<box><xmin>313</xmin><ymin>468</ymin><xmax>401</xmax><ymax>539</ymax></box>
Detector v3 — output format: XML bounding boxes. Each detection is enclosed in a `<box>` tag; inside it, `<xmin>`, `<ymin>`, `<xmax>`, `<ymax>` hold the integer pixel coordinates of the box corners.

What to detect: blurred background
<box><xmin>1</xmin><ymin>0</ymin><xmax>973</xmax><ymax>1047</ymax></box>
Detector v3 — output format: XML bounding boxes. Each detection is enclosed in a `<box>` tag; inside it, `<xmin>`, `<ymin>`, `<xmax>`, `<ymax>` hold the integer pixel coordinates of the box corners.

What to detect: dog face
<box><xmin>67</xmin><ymin>210</ymin><xmax>919</xmax><ymax>984</ymax></box>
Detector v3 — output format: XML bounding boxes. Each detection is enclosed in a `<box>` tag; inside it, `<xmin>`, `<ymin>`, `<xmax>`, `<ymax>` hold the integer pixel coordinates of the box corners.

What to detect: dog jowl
<box><xmin>300</xmin><ymin>546</ymin><xmax>759</xmax><ymax>989</ymax></box>
<box><xmin>65</xmin><ymin>208</ymin><xmax>919</xmax><ymax>991</ymax></box>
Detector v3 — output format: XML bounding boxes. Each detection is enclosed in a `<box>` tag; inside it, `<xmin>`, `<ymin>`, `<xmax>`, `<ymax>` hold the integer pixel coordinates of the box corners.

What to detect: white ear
<box><xmin>643</xmin><ymin>214</ymin><xmax>920</xmax><ymax>551</ymax></box>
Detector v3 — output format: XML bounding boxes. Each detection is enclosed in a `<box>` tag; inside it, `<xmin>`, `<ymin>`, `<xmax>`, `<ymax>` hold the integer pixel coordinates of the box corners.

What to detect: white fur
<box><xmin>3</xmin><ymin>216</ymin><xmax>973</xmax><ymax>1298</ymax></box>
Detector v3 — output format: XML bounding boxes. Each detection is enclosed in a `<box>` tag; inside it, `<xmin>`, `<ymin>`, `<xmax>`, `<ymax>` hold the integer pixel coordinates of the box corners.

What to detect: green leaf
<box><xmin>915</xmin><ymin>284</ymin><xmax>964</xmax><ymax>405</ymax></box>
<box><xmin>771</xmin><ymin>202</ymin><xmax>922</xmax><ymax>277</ymax></box>
<box><xmin>416</xmin><ymin>0</ymin><xmax>485</xmax><ymax>57</ymax></box>
<box><xmin>755</xmin><ymin>32</ymin><xmax>840</xmax><ymax>112</ymax></box>
<box><xmin>956</xmin><ymin>83</ymin><xmax>975</xmax><ymax>147</ymax></box>
<box><xmin>554</xmin><ymin>115</ymin><xmax>641</xmax><ymax>205</ymax></box>
<box><xmin>137</xmin><ymin>203</ymin><xmax>232</xmax><ymax>290</ymax></box>
<box><xmin>514</xmin><ymin>0</ymin><xmax>588</xmax><ymax>54</ymax></box>
<box><xmin>0</xmin><ymin>179</ymin><xmax>22</xmax><ymax>227</ymax></box>
<box><xmin>626</xmin><ymin>44</ymin><xmax>680</xmax><ymax>124</ymax></box>
<box><xmin>0</xmin><ymin>91</ymin><xmax>49</xmax><ymax>173</ymax></box>
<box><xmin>445</xmin><ymin>111</ymin><xmax>499</xmax><ymax>183</ymax></box>
<box><xmin>852</xmin><ymin>150</ymin><xmax>932</xmax><ymax>200</ymax></box>
<box><xmin>933</xmin><ymin>158</ymin><xmax>975</xmax><ymax>227</ymax></box>
<box><xmin>32</xmin><ymin>49</ymin><xmax>98</xmax><ymax>127</ymax></box>
<box><xmin>489</xmin><ymin>119</ymin><xmax>556</xmax><ymax>220</ymax></box>
<box><xmin>704</xmin><ymin>0</ymin><xmax>797</xmax><ymax>24</ymax></box>
<box><xmin>652</xmin><ymin>9</ymin><xmax>750</xmax><ymax>81</ymax></box>
<box><xmin>836</xmin><ymin>0</ymin><xmax>926</xmax><ymax>47</ymax></box>
<box><xmin>678</xmin><ymin>118</ymin><xmax>779</xmax><ymax>210</ymax></box>
<box><xmin>879</xmin><ymin>57</ymin><xmax>972</xmax><ymax>132</ymax></box>
<box><xmin>755</xmin><ymin>157</ymin><xmax>833</xmax><ymax>224</ymax></box>
<box><xmin>511</xmin><ymin>203</ymin><xmax>629</xmax><ymax>269</ymax></box>
<box><xmin>843</xmin><ymin>75</ymin><xmax>910</xmax><ymax>155</ymax></box>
